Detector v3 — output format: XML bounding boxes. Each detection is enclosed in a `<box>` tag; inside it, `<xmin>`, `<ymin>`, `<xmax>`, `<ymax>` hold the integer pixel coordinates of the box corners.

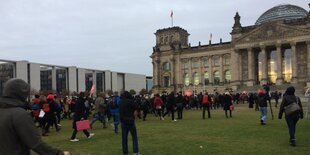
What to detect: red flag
<box><xmin>170</xmin><ymin>10</ymin><xmax>173</xmax><ymax>18</ymax></box>
<box><xmin>90</xmin><ymin>84</ymin><xmax>95</xmax><ymax>96</ymax></box>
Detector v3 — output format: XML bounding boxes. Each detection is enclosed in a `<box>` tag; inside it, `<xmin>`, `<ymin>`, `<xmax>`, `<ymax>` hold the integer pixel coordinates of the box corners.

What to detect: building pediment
<box><xmin>235</xmin><ymin>22</ymin><xmax>310</xmax><ymax>44</ymax></box>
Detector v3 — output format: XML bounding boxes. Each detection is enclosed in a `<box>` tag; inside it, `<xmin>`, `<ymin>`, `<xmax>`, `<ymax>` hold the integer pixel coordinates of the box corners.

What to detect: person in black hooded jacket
<box><xmin>0</xmin><ymin>78</ymin><xmax>69</xmax><ymax>155</ymax></box>
<box><xmin>278</xmin><ymin>86</ymin><xmax>304</xmax><ymax>147</ymax></box>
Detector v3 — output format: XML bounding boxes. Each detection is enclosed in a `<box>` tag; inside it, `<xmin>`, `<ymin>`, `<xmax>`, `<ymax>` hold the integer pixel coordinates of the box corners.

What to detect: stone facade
<box><xmin>151</xmin><ymin>4</ymin><xmax>310</xmax><ymax>94</ymax></box>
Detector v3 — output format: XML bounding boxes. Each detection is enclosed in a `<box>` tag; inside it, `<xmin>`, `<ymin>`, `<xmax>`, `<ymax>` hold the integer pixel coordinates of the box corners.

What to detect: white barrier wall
<box><xmin>125</xmin><ymin>73</ymin><xmax>146</xmax><ymax>94</ymax></box>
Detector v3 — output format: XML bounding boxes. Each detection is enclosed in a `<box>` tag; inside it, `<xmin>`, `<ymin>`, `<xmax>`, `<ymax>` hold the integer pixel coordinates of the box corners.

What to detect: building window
<box><xmin>163</xmin><ymin>76</ymin><xmax>170</xmax><ymax>87</ymax></box>
<box><xmin>204</xmin><ymin>72</ymin><xmax>209</xmax><ymax>85</ymax></box>
<box><xmin>183</xmin><ymin>61</ymin><xmax>189</xmax><ymax>70</ymax></box>
<box><xmin>214</xmin><ymin>71</ymin><xmax>220</xmax><ymax>85</ymax></box>
<box><xmin>224</xmin><ymin>55</ymin><xmax>230</xmax><ymax>65</ymax></box>
<box><xmin>192</xmin><ymin>59</ymin><xmax>199</xmax><ymax>68</ymax></box>
<box><xmin>170</xmin><ymin>35</ymin><xmax>174</xmax><ymax>42</ymax></box>
<box><xmin>224</xmin><ymin>70</ymin><xmax>231</xmax><ymax>84</ymax></box>
<box><xmin>283</xmin><ymin>49</ymin><xmax>292</xmax><ymax>83</ymax></box>
<box><xmin>193</xmin><ymin>72</ymin><xmax>200</xmax><ymax>85</ymax></box>
<box><xmin>213</xmin><ymin>56</ymin><xmax>220</xmax><ymax>66</ymax></box>
<box><xmin>184</xmin><ymin>73</ymin><xmax>190</xmax><ymax>86</ymax></box>
<box><xmin>160</xmin><ymin>37</ymin><xmax>163</xmax><ymax>44</ymax></box>
<box><xmin>268</xmin><ymin>50</ymin><xmax>277</xmax><ymax>84</ymax></box>
<box><xmin>163</xmin><ymin>62</ymin><xmax>170</xmax><ymax>71</ymax></box>
<box><xmin>203</xmin><ymin>58</ymin><xmax>209</xmax><ymax>68</ymax></box>
<box><xmin>164</xmin><ymin>36</ymin><xmax>168</xmax><ymax>44</ymax></box>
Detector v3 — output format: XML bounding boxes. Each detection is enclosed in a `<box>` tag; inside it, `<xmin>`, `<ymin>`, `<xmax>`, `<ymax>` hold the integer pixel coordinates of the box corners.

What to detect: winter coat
<box><xmin>0</xmin><ymin>78</ymin><xmax>63</xmax><ymax>155</ymax></box>
<box><xmin>257</xmin><ymin>94</ymin><xmax>268</xmax><ymax>107</ymax></box>
<box><xmin>223</xmin><ymin>95</ymin><xmax>233</xmax><ymax>110</ymax></box>
<box><xmin>278</xmin><ymin>95</ymin><xmax>303</xmax><ymax>119</ymax></box>
<box><xmin>202</xmin><ymin>95</ymin><xmax>211</xmax><ymax>105</ymax></box>
<box><xmin>119</xmin><ymin>98</ymin><xmax>137</xmax><ymax>125</ymax></box>
<box><xmin>153</xmin><ymin>96</ymin><xmax>164</xmax><ymax>108</ymax></box>
<box><xmin>73</xmin><ymin>97</ymin><xmax>87</xmax><ymax>121</ymax></box>
<box><xmin>94</xmin><ymin>96</ymin><xmax>106</xmax><ymax>114</ymax></box>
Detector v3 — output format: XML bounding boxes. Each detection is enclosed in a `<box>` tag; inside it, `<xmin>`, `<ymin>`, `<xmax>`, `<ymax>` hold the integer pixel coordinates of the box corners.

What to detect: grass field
<box><xmin>39</xmin><ymin>103</ymin><xmax>310</xmax><ymax>155</ymax></box>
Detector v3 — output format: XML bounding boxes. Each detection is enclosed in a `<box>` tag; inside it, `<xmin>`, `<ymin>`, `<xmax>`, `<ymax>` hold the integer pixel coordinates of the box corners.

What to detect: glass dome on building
<box><xmin>255</xmin><ymin>4</ymin><xmax>308</xmax><ymax>25</ymax></box>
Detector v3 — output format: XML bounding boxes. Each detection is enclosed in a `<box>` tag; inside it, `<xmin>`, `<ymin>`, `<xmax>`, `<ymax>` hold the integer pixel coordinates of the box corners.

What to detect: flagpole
<box><xmin>170</xmin><ymin>10</ymin><xmax>173</xmax><ymax>27</ymax></box>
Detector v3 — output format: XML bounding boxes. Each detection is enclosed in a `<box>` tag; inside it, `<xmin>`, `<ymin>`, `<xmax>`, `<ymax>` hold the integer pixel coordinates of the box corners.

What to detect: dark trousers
<box><xmin>121</xmin><ymin>122</ymin><xmax>139</xmax><ymax>155</ymax></box>
<box><xmin>225</xmin><ymin>110</ymin><xmax>232</xmax><ymax>118</ymax></box>
<box><xmin>70</xmin><ymin>129</ymin><xmax>90</xmax><ymax>139</ymax></box>
<box><xmin>163</xmin><ymin>108</ymin><xmax>174</xmax><ymax>120</ymax></box>
<box><xmin>285</xmin><ymin>114</ymin><xmax>299</xmax><ymax>141</ymax></box>
<box><xmin>177</xmin><ymin>107</ymin><xmax>183</xmax><ymax>119</ymax></box>
<box><xmin>202</xmin><ymin>105</ymin><xmax>211</xmax><ymax>119</ymax></box>
<box><xmin>142</xmin><ymin>108</ymin><xmax>148</xmax><ymax>120</ymax></box>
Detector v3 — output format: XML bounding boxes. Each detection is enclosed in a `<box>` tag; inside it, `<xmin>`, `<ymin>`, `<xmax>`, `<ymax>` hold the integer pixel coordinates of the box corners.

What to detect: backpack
<box><xmin>32</xmin><ymin>103</ymin><xmax>39</xmax><ymax>110</ymax></box>
<box><xmin>109</xmin><ymin>97</ymin><xmax>118</xmax><ymax>109</ymax></box>
<box><xmin>43</xmin><ymin>103</ymin><xmax>50</xmax><ymax>112</ymax></box>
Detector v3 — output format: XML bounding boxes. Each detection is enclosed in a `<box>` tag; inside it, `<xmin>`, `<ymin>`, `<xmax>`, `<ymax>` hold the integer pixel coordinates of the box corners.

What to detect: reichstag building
<box><xmin>151</xmin><ymin>4</ymin><xmax>310</xmax><ymax>94</ymax></box>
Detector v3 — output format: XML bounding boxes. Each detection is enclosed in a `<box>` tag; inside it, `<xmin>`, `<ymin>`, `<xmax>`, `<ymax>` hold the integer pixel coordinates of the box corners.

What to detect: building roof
<box><xmin>255</xmin><ymin>4</ymin><xmax>308</xmax><ymax>25</ymax></box>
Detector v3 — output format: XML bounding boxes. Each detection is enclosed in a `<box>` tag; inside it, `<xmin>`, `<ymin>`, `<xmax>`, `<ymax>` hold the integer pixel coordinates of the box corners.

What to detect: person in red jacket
<box><xmin>202</xmin><ymin>92</ymin><xmax>212</xmax><ymax>119</ymax></box>
<box><xmin>153</xmin><ymin>94</ymin><xmax>164</xmax><ymax>120</ymax></box>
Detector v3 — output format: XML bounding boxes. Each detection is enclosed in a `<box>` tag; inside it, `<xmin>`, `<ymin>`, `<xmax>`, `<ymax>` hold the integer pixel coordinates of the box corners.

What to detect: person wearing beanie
<box><xmin>257</xmin><ymin>89</ymin><xmax>268</xmax><ymax>125</ymax></box>
<box><xmin>279</xmin><ymin>86</ymin><xmax>304</xmax><ymax>147</ymax></box>
<box><xmin>0</xmin><ymin>78</ymin><xmax>70</xmax><ymax>155</ymax></box>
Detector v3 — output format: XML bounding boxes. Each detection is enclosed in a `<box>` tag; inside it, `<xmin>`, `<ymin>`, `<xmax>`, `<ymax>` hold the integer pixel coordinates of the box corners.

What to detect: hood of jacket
<box><xmin>3</xmin><ymin>78</ymin><xmax>30</xmax><ymax>103</ymax></box>
<box><xmin>0</xmin><ymin>97</ymin><xmax>26</xmax><ymax>109</ymax></box>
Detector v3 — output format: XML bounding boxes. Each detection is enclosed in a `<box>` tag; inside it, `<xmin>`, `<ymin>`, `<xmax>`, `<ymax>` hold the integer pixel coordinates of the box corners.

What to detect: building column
<box><xmin>276</xmin><ymin>44</ymin><xmax>283</xmax><ymax>85</ymax></box>
<box><xmin>260</xmin><ymin>46</ymin><xmax>268</xmax><ymax>85</ymax></box>
<box><xmin>291</xmin><ymin>42</ymin><xmax>298</xmax><ymax>83</ymax></box>
<box><xmin>219</xmin><ymin>55</ymin><xmax>224</xmax><ymax>84</ymax></box>
<box><xmin>307</xmin><ymin>41</ymin><xmax>310</xmax><ymax>87</ymax></box>
<box><xmin>15</xmin><ymin>61</ymin><xmax>28</xmax><ymax>82</ymax></box>
<box><xmin>51</xmin><ymin>66</ymin><xmax>57</xmax><ymax>91</ymax></box>
<box><xmin>230</xmin><ymin>49</ymin><xmax>240</xmax><ymax>90</ymax></box>
<box><xmin>208</xmin><ymin>56</ymin><xmax>213</xmax><ymax>85</ymax></box>
<box><xmin>247</xmin><ymin>48</ymin><xmax>255</xmax><ymax>86</ymax></box>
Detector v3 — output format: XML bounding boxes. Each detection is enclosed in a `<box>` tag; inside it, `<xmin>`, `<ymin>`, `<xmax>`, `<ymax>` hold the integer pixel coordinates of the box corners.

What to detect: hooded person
<box><xmin>0</xmin><ymin>78</ymin><xmax>70</xmax><ymax>155</ymax></box>
<box><xmin>279</xmin><ymin>86</ymin><xmax>304</xmax><ymax>147</ymax></box>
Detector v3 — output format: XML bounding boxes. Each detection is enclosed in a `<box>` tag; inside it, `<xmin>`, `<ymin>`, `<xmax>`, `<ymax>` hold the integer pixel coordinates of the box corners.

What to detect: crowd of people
<box><xmin>0</xmin><ymin>78</ymin><xmax>309</xmax><ymax>154</ymax></box>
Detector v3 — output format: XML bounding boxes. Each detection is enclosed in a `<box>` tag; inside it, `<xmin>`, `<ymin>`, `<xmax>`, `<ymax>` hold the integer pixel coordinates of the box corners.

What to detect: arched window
<box><xmin>214</xmin><ymin>71</ymin><xmax>220</xmax><ymax>85</ymax></box>
<box><xmin>184</xmin><ymin>73</ymin><xmax>190</xmax><ymax>86</ymax></box>
<box><xmin>163</xmin><ymin>62</ymin><xmax>170</xmax><ymax>71</ymax></box>
<box><xmin>204</xmin><ymin>72</ymin><xmax>209</xmax><ymax>85</ymax></box>
<box><xmin>193</xmin><ymin>72</ymin><xmax>200</xmax><ymax>85</ymax></box>
<box><xmin>224</xmin><ymin>70</ymin><xmax>231</xmax><ymax>84</ymax></box>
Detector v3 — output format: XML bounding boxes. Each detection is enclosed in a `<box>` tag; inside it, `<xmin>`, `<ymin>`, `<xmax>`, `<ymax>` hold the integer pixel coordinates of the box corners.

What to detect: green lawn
<box><xmin>39</xmin><ymin>103</ymin><xmax>310</xmax><ymax>155</ymax></box>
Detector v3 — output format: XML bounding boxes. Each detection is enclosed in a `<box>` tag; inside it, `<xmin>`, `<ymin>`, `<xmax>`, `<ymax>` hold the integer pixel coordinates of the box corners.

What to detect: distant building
<box><xmin>151</xmin><ymin>4</ymin><xmax>310</xmax><ymax>94</ymax></box>
<box><xmin>0</xmin><ymin>59</ymin><xmax>148</xmax><ymax>96</ymax></box>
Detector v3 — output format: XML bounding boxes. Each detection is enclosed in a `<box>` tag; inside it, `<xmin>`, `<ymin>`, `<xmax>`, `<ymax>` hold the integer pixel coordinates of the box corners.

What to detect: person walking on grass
<box><xmin>0</xmin><ymin>78</ymin><xmax>70</xmax><ymax>155</ymax></box>
<box><xmin>91</xmin><ymin>92</ymin><xmax>107</xmax><ymax>129</ymax></box>
<box><xmin>119</xmin><ymin>91</ymin><xmax>139</xmax><ymax>155</ymax></box>
<box><xmin>202</xmin><ymin>92</ymin><xmax>212</xmax><ymax>119</ymax></box>
<box><xmin>223</xmin><ymin>92</ymin><xmax>233</xmax><ymax>118</ymax></box>
<box><xmin>257</xmin><ymin>89</ymin><xmax>268</xmax><ymax>125</ymax></box>
<box><xmin>279</xmin><ymin>86</ymin><xmax>303</xmax><ymax>147</ymax></box>
<box><xmin>153</xmin><ymin>94</ymin><xmax>164</xmax><ymax>120</ymax></box>
<box><xmin>70</xmin><ymin>92</ymin><xmax>94</xmax><ymax>142</ymax></box>
<box><xmin>163</xmin><ymin>91</ymin><xmax>176</xmax><ymax>121</ymax></box>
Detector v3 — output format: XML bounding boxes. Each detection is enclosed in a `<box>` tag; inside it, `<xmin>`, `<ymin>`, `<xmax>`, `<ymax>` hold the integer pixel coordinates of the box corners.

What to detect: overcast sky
<box><xmin>0</xmin><ymin>0</ymin><xmax>308</xmax><ymax>76</ymax></box>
